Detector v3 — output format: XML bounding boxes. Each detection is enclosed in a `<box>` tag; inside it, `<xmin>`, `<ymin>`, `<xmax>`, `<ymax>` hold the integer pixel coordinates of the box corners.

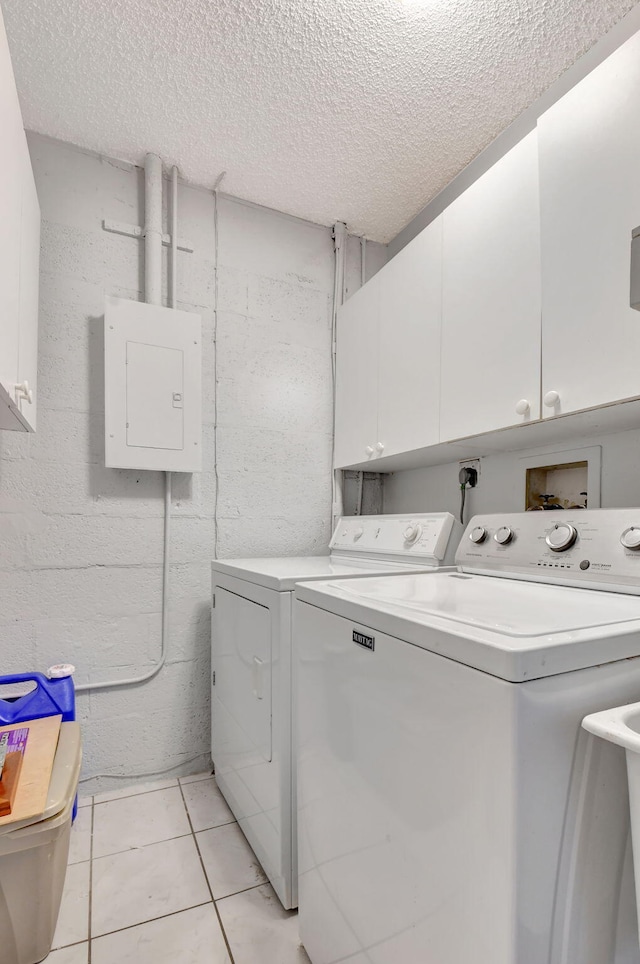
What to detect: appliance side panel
<box><xmin>296</xmin><ymin>598</ymin><xmax>516</xmax><ymax>964</ymax></box>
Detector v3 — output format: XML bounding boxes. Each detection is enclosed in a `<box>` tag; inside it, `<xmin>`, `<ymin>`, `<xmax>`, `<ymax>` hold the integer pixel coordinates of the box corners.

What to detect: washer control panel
<box><xmin>330</xmin><ymin>513</ymin><xmax>461</xmax><ymax>565</ymax></box>
<box><xmin>456</xmin><ymin>510</ymin><xmax>640</xmax><ymax>592</ymax></box>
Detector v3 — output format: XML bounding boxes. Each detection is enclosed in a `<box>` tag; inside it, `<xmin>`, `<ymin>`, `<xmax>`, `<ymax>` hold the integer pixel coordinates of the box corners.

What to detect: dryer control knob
<box><xmin>515</xmin><ymin>399</ymin><xmax>531</xmax><ymax>416</ymax></box>
<box><xmin>621</xmin><ymin>527</ymin><xmax>640</xmax><ymax>550</ymax></box>
<box><xmin>375</xmin><ymin>442</ymin><xmax>385</xmax><ymax>454</ymax></box>
<box><xmin>365</xmin><ymin>446</ymin><xmax>374</xmax><ymax>457</ymax></box>
<box><xmin>404</xmin><ymin>523</ymin><xmax>423</xmax><ymax>544</ymax></box>
<box><xmin>353</xmin><ymin>527</ymin><xmax>364</xmax><ymax>541</ymax></box>
<box><xmin>469</xmin><ymin>526</ymin><xmax>487</xmax><ymax>544</ymax></box>
<box><xmin>543</xmin><ymin>390</ymin><xmax>560</xmax><ymax>408</ymax></box>
<box><xmin>546</xmin><ymin>523</ymin><xmax>578</xmax><ymax>552</ymax></box>
<box><xmin>494</xmin><ymin>526</ymin><xmax>514</xmax><ymax>546</ymax></box>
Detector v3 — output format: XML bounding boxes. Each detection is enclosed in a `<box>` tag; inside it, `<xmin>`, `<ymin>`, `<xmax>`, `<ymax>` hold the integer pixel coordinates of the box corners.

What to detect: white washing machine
<box><xmin>295</xmin><ymin>509</ymin><xmax>640</xmax><ymax>964</ymax></box>
<box><xmin>210</xmin><ymin>512</ymin><xmax>461</xmax><ymax>910</ymax></box>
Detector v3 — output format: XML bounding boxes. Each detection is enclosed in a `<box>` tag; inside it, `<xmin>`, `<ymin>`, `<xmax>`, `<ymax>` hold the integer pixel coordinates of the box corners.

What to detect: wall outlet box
<box><xmin>632</xmin><ymin>227</ymin><xmax>640</xmax><ymax>311</ymax></box>
<box><xmin>104</xmin><ymin>296</ymin><xmax>202</xmax><ymax>472</ymax></box>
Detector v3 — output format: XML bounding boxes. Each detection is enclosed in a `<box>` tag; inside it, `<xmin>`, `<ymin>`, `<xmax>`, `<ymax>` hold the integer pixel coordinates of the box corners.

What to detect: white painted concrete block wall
<box><xmin>0</xmin><ymin>134</ymin><xmax>385</xmax><ymax>791</ymax></box>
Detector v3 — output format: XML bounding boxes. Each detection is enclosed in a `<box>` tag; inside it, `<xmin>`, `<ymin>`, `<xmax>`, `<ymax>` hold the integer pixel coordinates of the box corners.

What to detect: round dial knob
<box><xmin>365</xmin><ymin>446</ymin><xmax>374</xmax><ymax>456</ymax></box>
<box><xmin>375</xmin><ymin>442</ymin><xmax>385</xmax><ymax>454</ymax></box>
<box><xmin>543</xmin><ymin>390</ymin><xmax>560</xmax><ymax>408</ymax></box>
<box><xmin>353</xmin><ymin>527</ymin><xmax>364</xmax><ymax>541</ymax></box>
<box><xmin>545</xmin><ymin>523</ymin><xmax>578</xmax><ymax>552</ymax></box>
<box><xmin>494</xmin><ymin>526</ymin><xmax>514</xmax><ymax>546</ymax></box>
<box><xmin>515</xmin><ymin>399</ymin><xmax>530</xmax><ymax>416</ymax></box>
<box><xmin>621</xmin><ymin>527</ymin><xmax>640</xmax><ymax>550</ymax></box>
<box><xmin>403</xmin><ymin>523</ymin><xmax>423</xmax><ymax>544</ymax></box>
<box><xmin>469</xmin><ymin>526</ymin><xmax>487</xmax><ymax>544</ymax></box>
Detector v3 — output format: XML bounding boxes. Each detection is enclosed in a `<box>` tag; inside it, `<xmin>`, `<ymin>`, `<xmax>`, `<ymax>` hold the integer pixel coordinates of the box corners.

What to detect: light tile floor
<box><xmin>45</xmin><ymin>773</ymin><xmax>311</xmax><ymax>963</ymax></box>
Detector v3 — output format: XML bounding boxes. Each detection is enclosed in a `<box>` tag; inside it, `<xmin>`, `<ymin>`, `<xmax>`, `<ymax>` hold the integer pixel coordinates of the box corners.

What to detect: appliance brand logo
<box><xmin>353</xmin><ymin>630</ymin><xmax>375</xmax><ymax>651</ymax></box>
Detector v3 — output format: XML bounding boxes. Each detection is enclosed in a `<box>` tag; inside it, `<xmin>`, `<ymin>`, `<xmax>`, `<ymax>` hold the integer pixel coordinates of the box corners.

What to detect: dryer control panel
<box><xmin>330</xmin><ymin>513</ymin><xmax>461</xmax><ymax>567</ymax></box>
<box><xmin>457</xmin><ymin>510</ymin><xmax>640</xmax><ymax>593</ymax></box>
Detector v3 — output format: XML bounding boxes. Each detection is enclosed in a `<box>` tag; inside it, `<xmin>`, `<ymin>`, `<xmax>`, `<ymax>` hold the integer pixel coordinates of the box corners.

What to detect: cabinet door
<box><xmin>334</xmin><ymin>276</ymin><xmax>380</xmax><ymax>468</ymax></box>
<box><xmin>440</xmin><ymin>131</ymin><xmax>541</xmax><ymax>441</ymax></box>
<box><xmin>538</xmin><ymin>31</ymin><xmax>640</xmax><ymax>417</ymax></box>
<box><xmin>377</xmin><ymin>216</ymin><xmax>442</xmax><ymax>458</ymax></box>
<box><xmin>16</xmin><ymin>142</ymin><xmax>40</xmax><ymax>431</ymax></box>
<box><xmin>0</xmin><ymin>9</ymin><xmax>25</xmax><ymax>397</ymax></box>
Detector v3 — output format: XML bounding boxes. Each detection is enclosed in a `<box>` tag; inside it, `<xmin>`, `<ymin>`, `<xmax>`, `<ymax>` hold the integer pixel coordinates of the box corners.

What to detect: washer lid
<box><xmin>295</xmin><ymin>572</ymin><xmax>640</xmax><ymax>682</ymax></box>
<box><xmin>211</xmin><ymin>556</ymin><xmax>439</xmax><ymax>592</ymax></box>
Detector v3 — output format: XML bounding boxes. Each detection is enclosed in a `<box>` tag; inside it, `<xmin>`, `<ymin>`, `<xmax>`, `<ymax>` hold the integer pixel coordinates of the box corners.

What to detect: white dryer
<box><xmin>295</xmin><ymin>509</ymin><xmax>640</xmax><ymax>964</ymax></box>
<box><xmin>210</xmin><ymin>512</ymin><xmax>461</xmax><ymax>910</ymax></box>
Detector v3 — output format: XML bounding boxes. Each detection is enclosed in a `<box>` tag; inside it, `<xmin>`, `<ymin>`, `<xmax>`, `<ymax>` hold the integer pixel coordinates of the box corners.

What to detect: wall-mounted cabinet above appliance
<box><xmin>334</xmin><ymin>26</ymin><xmax>640</xmax><ymax>474</ymax></box>
<box><xmin>334</xmin><ymin>217</ymin><xmax>442</xmax><ymax>469</ymax></box>
<box><xmin>538</xmin><ymin>29</ymin><xmax>640</xmax><ymax>419</ymax></box>
<box><xmin>0</xmin><ymin>8</ymin><xmax>40</xmax><ymax>433</ymax></box>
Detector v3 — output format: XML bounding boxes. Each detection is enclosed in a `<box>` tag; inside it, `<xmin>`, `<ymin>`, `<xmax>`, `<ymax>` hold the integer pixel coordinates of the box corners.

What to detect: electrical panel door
<box><xmin>105</xmin><ymin>296</ymin><xmax>201</xmax><ymax>471</ymax></box>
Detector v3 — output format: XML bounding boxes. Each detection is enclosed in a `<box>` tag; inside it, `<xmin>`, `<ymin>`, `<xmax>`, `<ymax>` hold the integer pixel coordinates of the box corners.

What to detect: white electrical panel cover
<box><xmin>104</xmin><ymin>296</ymin><xmax>202</xmax><ymax>472</ymax></box>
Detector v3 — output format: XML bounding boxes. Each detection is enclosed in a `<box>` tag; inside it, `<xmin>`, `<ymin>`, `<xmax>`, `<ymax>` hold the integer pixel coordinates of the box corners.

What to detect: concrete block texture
<box><xmin>0</xmin><ymin>134</ymin><xmax>378</xmax><ymax>790</ymax></box>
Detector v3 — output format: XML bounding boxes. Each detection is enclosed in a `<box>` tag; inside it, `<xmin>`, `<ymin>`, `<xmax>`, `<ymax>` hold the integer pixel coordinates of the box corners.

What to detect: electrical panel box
<box><xmin>632</xmin><ymin>227</ymin><xmax>640</xmax><ymax>311</ymax></box>
<box><xmin>104</xmin><ymin>296</ymin><xmax>202</xmax><ymax>472</ymax></box>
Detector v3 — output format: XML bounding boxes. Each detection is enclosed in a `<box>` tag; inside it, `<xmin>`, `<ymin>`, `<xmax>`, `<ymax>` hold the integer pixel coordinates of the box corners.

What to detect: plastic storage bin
<box><xmin>0</xmin><ymin>722</ymin><xmax>82</xmax><ymax>964</ymax></box>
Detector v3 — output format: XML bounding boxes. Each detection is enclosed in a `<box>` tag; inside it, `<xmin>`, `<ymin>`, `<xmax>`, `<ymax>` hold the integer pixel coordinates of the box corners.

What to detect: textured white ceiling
<box><xmin>2</xmin><ymin>0</ymin><xmax>637</xmax><ymax>241</ymax></box>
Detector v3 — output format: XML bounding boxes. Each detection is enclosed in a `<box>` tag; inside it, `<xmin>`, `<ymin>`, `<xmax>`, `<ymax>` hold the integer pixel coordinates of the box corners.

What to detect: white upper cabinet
<box><xmin>334</xmin><ymin>277</ymin><xmax>379</xmax><ymax>469</ymax></box>
<box><xmin>439</xmin><ymin>131</ymin><xmax>541</xmax><ymax>442</ymax></box>
<box><xmin>377</xmin><ymin>217</ymin><xmax>442</xmax><ymax>459</ymax></box>
<box><xmin>538</xmin><ymin>30</ymin><xmax>640</xmax><ymax>418</ymax></box>
<box><xmin>0</xmin><ymin>6</ymin><xmax>40</xmax><ymax>432</ymax></box>
<box><xmin>334</xmin><ymin>216</ymin><xmax>442</xmax><ymax>469</ymax></box>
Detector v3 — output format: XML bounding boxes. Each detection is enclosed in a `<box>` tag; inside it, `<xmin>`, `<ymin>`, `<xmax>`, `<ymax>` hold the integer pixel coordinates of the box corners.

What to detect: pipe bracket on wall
<box><xmin>102</xmin><ymin>219</ymin><xmax>194</xmax><ymax>253</ymax></box>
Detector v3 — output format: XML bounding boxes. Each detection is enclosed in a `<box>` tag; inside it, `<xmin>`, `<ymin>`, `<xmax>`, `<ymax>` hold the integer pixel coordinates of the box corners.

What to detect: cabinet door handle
<box><xmin>15</xmin><ymin>381</ymin><xmax>33</xmax><ymax>405</ymax></box>
<box><xmin>543</xmin><ymin>390</ymin><xmax>560</xmax><ymax>408</ymax></box>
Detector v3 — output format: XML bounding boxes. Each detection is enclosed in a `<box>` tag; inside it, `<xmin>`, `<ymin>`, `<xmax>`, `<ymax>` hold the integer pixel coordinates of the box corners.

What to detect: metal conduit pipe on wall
<box><xmin>76</xmin><ymin>153</ymin><xmax>172</xmax><ymax>694</ymax></box>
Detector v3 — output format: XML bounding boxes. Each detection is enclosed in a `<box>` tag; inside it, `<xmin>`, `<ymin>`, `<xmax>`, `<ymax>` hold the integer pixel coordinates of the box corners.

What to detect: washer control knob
<box><xmin>543</xmin><ymin>390</ymin><xmax>560</xmax><ymax>408</ymax></box>
<box><xmin>365</xmin><ymin>446</ymin><xmax>374</xmax><ymax>457</ymax></box>
<box><xmin>353</xmin><ymin>527</ymin><xmax>364</xmax><ymax>541</ymax></box>
<box><xmin>515</xmin><ymin>399</ymin><xmax>530</xmax><ymax>416</ymax></box>
<box><xmin>375</xmin><ymin>442</ymin><xmax>385</xmax><ymax>454</ymax></box>
<box><xmin>469</xmin><ymin>526</ymin><xmax>488</xmax><ymax>544</ymax></box>
<box><xmin>403</xmin><ymin>523</ymin><xmax>423</xmax><ymax>544</ymax></box>
<box><xmin>494</xmin><ymin>526</ymin><xmax>514</xmax><ymax>546</ymax></box>
<box><xmin>621</xmin><ymin>527</ymin><xmax>640</xmax><ymax>550</ymax></box>
<box><xmin>546</xmin><ymin>523</ymin><xmax>578</xmax><ymax>552</ymax></box>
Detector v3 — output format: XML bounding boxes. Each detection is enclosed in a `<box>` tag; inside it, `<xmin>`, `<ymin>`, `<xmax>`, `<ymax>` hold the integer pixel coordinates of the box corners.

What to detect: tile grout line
<box><xmin>91</xmin><ymin>771</ymin><xmax>214</xmax><ymax>806</ymax></box>
<box><xmin>91</xmin><ymin>818</ymin><xmax>236</xmax><ymax>863</ymax></box>
<box><xmin>88</xmin><ymin>798</ymin><xmax>94</xmax><ymax>964</ymax></box>
<box><xmin>90</xmin><ymin>900</ymin><xmax>214</xmax><ymax>943</ymax></box>
<box><xmin>177</xmin><ymin>779</ymin><xmax>237</xmax><ymax>964</ymax></box>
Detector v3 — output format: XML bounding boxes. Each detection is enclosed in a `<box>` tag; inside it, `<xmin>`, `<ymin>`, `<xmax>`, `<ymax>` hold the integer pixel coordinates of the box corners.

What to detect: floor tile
<box><xmin>68</xmin><ymin>806</ymin><xmax>92</xmax><ymax>864</ymax></box>
<box><xmin>217</xmin><ymin>883</ymin><xmax>311</xmax><ymax>964</ymax></box>
<box><xmin>179</xmin><ymin>770</ymin><xmax>214</xmax><ymax>785</ymax></box>
<box><xmin>92</xmin><ymin>835</ymin><xmax>210</xmax><ymax>937</ymax></box>
<box><xmin>77</xmin><ymin>795</ymin><xmax>92</xmax><ymax>808</ymax></box>
<box><xmin>197</xmin><ymin>822</ymin><xmax>267</xmax><ymax>899</ymax></box>
<box><xmin>44</xmin><ymin>943</ymin><xmax>89</xmax><ymax>963</ymax></box>
<box><xmin>93</xmin><ymin>776</ymin><xmax>178</xmax><ymax>804</ymax></box>
<box><xmin>51</xmin><ymin>861</ymin><xmax>90</xmax><ymax>949</ymax></box>
<box><xmin>182</xmin><ymin>776</ymin><xmax>235</xmax><ymax>832</ymax></box>
<box><xmin>92</xmin><ymin>903</ymin><xmax>231</xmax><ymax>964</ymax></box>
<box><xmin>92</xmin><ymin>786</ymin><xmax>191</xmax><ymax>858</ymax></box>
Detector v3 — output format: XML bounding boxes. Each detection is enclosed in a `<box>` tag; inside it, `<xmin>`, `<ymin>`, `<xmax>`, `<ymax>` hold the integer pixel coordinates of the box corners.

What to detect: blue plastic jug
<box><xmin>0</xmin><ymin>671</ymin><xmax>76</xmax><ymax>724</ymax></box>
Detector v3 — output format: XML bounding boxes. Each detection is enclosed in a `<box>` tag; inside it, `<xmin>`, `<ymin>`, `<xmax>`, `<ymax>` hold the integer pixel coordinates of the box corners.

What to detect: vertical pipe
<box><xmin>170</xmin><ymin>166</ymin><xmax>178</xmax><ymax>310</ymax></box>
<box><xmin>360</xmin><ymin>235</ymin><xmax>367</xmax><ymax>288</ymax></box>
<box><xmin>144</xmin><ymin>153</ymin><xmax>163</xmax><ymax>305</ymax></box>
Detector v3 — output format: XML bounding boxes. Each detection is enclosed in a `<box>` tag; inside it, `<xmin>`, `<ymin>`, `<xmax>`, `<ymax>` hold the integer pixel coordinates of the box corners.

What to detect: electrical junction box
<box><xmin>632</xmin><ymin>227</ymin><xmax>640</xmax><ymax>311</ymax></box>
<box><xmin>104</xmin><ymin>296</ymin><xmax>202</xmax><ymax>472</ymax></box>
